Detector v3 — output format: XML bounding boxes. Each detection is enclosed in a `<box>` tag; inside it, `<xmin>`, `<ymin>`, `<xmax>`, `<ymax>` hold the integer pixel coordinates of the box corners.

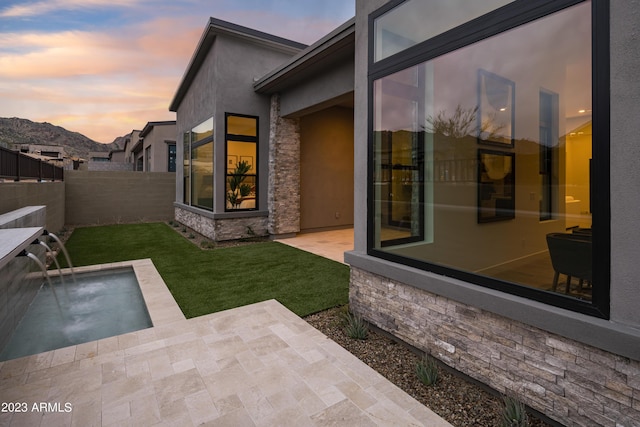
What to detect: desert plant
<box><xmin>342</xmin><ymin>311</ymin><xmax>368</xmax><ymax>340</ymax></box>
<box><xmin>200</xmin><ymin>240</ymin><xmax>216</xmax><ymax>249</ymax></box>
<box><xmin>227</xmin><ymin>161</ymin><xmax>252</xmax><ymax>209</ymax></box>
<box><xmin>416</xmin><ymin>354</ymin><xmax>439</xmax><ymax>386</ymax></box>
<box><xmin>501</xmin><ymin>394</ymin><xmax>529</xmax><ymax>427</ymax></box>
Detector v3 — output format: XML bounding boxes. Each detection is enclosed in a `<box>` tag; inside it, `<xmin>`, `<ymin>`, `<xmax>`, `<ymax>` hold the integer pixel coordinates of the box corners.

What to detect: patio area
<box><xmin>277</xmin><ymin>228</ymin><xmax>354</xmax><ymax>265</ymax></box>
<box><xmin>0</xmin><ymin>256</ymin><xmax>451</xmax><ymax>426</ymax></box>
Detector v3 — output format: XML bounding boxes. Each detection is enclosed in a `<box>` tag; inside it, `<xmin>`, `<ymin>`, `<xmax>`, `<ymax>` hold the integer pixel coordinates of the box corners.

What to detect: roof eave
<box><xmin>169</xmin><ymin>18</ymin><xmax>307</xmax><ymax>112</ymax></box>
<box><xmin>253</xmin><ymin>17</ymin><xmax>355</xmax><ymax>94</ymax></box>
<box><xmin>139</xmin><ymin>120</ymin><xmax>177</xmax><ymax>138</ymax></box>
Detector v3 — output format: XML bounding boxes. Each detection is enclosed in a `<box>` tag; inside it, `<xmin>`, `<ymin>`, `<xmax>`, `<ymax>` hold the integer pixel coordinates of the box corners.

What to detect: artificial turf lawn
<box><xmin>60</xmin><ymin>223</ymin><xmax>349</xmax><ymax>318</ymax></box>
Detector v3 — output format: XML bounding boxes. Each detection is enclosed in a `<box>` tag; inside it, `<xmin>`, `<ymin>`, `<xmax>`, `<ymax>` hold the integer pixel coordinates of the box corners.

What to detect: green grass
<box><xmin>59</xmin><ymin>223</ymin><xmax>349</xmax><ymax>318</ymax></box>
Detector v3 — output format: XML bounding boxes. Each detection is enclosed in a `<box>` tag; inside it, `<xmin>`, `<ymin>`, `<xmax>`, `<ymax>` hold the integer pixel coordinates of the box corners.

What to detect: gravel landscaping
<box><xmin>304</xmin><ymin>306</ymin><xmax>554</xmax><ymax>427</ymax></box>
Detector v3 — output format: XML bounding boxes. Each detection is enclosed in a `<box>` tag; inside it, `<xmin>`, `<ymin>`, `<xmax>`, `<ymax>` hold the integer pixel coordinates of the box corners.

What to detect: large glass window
<box><xmin>190</xmin><ymin>118</ymin><xmax>214</xmax><ymax>211</ymax></box>
<box><xmin>374</xmin><ymin>0</ymin><xmax>514</xmax><ymax>62</ymax></box>
<box><xmin>225</xmin><ymin>114</ymin><xmax>258</xmax><ymax>211</ymax></box>
<box><xmin>370</xmin><ymin>1</ymin><xmax>608</xmax><ymax>316</ymax></box>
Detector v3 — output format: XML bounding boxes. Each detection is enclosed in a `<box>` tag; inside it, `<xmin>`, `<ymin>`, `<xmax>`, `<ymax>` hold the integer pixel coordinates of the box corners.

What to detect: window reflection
<box><xmin>226</xmin><ymin>114</ymin><xmax>258</xmax><ymax>211</ymax></box>
<box><xmin>189</xmin><ymin>118</ymin><xmax>214</xmax><ymax>211</ymax></box>
<box><xmin>374</xmin><ymin>0</ymin><xmax>514</xmax><ymax>62</ymax></box>
<box><xmin>372</xmin><ymin>2</ymin><xmax>593</xmax><ymax>300</ymax></box>
<box><xmin>191</xmin><ymin>142</ymin><xmax>213</xmax><ymax>210</ymax></box>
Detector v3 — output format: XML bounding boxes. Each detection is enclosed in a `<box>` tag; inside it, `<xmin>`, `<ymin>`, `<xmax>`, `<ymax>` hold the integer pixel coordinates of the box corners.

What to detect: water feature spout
<box><xmin>18</xmin><ymin>250</ymin><xmax>64</xmax><ymax>316</ymax></box>
<box><xmin>43</xmin><ymin>230</ymin><xmax>76</xmax><ymax>284</ymax></box>
<box><xmin>38</xmin><ymin>240</ymin><xmax>69</xmax><ymax>300</ymax></box>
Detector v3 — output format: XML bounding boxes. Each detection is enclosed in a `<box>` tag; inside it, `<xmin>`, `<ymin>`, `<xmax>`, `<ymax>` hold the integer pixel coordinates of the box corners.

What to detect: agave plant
<box><xmin>416</xmin><ymin>354</ymin><xmax>439</xmax><ymax>386</ymax></box>
<box><xmin>342</xmin><ymin>310</ymin><xmax>369</xmax><ymax>340</ymax></box>
<box><xmin>501</xmin><ymin>394</ymin><xmax>530</xmax><ymax>427</ymax></box>
<box><xmin>227</xmin><ymin>160</ymin><xmax>252</xmax><ymax>208</ymax></box>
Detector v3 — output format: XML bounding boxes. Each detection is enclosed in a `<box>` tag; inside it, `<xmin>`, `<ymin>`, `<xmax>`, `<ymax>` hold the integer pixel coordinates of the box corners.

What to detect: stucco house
<box><xmin>170</xmin><ymin>18</ymin><xmax>354</xmax><ymax>241</ymax></box>
<box><xmin>139</xmin><ymin>120</ymin><xmax>177</xmax><ymax>172</ymax></box>
<box><xmin>172</xmin><ymin>1</ymin><xmax>640</xmax><ymax>425</ymax></box>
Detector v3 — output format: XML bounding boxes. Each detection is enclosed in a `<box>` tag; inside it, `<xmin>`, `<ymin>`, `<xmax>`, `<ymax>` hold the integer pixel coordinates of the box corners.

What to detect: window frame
<box><xmin>188</xmin><ymin>118</ymin><xmax>214</xmax><ymax>211</ymax></box>
<box><xmin>167</xmin><ymin>142</ymin><xmax>176</xmax><ymax>173</ymax></box>
<box><xmin>224</xmin><ymin>113</ymin><xmax>259</xmax><ymax>212</ymax></box>
<box><xmin>366</xmin><ymin>0</ymin><xmax>610</xmax><ymax>318</ymax></box>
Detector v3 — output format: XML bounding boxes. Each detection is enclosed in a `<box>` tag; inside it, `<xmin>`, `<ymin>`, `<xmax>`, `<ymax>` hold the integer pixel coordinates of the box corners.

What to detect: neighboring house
<box><xmin>97</xmin><ymin>124</ymin><xmax>176</xmax><ymax>172</ymax></box>
<box><xmin>109</xmin><ymin>149</ymin><xmax>126</xmax><ymax>163</ymax></box>
<box><xmin>87</xmin><ymin>150</ymin><xmax>134</xmax><ymax>172</ymax></box>
<box><xmin>172</xmin><ymin>2</ymin><xmax>640</xmax><ymax>426</ymax></box>
<box><xmin>19</xmin><ymin>144</ymin><xmax>65</xmax><ymax>161</ymax></box>
<box><xmin>129</xmin><ymin>133</ymin><xmax>144</xmax><ymax>171</ymax></box>
<box><xmin>139</xmin><ymin>121</ymin><xmax>177</xmax><ymax>172</ymax></box>
<box><xmin>122</xmin><ymin>130</ymin><xmax>141</xmax><ymax>166</ymax></box>
<box><xmin>17</xmin><ymin>144</ymin><xmax>76</xmax><ymax>170</ymax></box>
<box><xmin>88</xmin><ymin>151</ymin><xmax>109</xmax><ymax>162</ymax></box>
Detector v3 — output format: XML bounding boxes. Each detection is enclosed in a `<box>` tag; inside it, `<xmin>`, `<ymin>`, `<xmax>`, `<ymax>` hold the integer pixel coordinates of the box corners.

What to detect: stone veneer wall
<box><xmin>175</xmin><ymin>206</ymin><xmax>268</xmax><ymax>241</ymax></box>
<box><xmin>0</xmin><ymin>207</ymin><xmax>46</xmax><ymax>354</ymax></box>
<box><xmin>350</xmin><ymin>267</ymin><xmax>640</xmax><ymax>427</ymax></box>
<box><xmin>267</xmin><ymin>94</ymin><xmax>300</xmax><ymax>237</ymax></box>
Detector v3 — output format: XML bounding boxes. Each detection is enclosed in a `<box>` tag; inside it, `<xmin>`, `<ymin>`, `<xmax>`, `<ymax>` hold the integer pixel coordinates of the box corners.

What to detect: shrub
<box><xmin>342</xmin><ymin>311</ymin><xmax>368</xmax><ymax>340</ymax></box>
<box><xmin>416</xmin><ymin>354</ymin><xmax>439</xmax><ymax>386</ymax></box>
<box><xmin>501</xmin><ymin>394</ymin><xmax>529</xmax><ymax>427</ymax></box>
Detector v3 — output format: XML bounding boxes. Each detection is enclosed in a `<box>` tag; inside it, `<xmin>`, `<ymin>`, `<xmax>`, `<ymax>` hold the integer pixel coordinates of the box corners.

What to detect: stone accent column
<box><xmin>268</xmin><ymin>94</ymin><xmax>300</xmax><ymax>237</ymax></box>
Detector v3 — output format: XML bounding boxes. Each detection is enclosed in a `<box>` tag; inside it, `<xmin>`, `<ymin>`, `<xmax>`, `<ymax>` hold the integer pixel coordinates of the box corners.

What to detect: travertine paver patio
<box><xmin>277</xmin><ymin>228</ymin><xmax>353</xmax><ymax>264</ymax></box>
<box><xmin>0</xmin><ymin>259</ymin><xmax>451</xmax><ymax>426</ymax></box>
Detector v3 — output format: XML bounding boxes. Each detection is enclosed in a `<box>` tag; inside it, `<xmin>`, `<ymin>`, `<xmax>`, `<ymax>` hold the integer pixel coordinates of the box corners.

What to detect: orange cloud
<box><xmin>0</xmin><ymin>5</ymin><xmax>351</xmax><ymax>143</ymax></box>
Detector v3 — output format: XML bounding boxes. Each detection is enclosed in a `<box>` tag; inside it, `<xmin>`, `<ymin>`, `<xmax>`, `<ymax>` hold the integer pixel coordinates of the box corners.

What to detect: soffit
<box><xmin>253</xmin><ymin>18</ymin><xmax>355</xmax><ymax>94</ymax></box>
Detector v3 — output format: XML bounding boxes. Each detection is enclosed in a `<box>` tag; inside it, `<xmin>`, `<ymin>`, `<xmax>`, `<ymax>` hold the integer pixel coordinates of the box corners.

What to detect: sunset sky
<box><xmin>0</xmin><ymin>0</ymin><xmax>355</xmax><ymax>143</ymax></box>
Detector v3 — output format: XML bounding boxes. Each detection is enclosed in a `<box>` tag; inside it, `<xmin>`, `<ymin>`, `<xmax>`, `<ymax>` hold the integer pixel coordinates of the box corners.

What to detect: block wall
<box><xmin>65</xmin><ymin>170</ymin><xmax>175</xmax><ymax>225</ymax></box>
<box><xmin>0</xmin><ymin>182</ymin><xmax>65</xmax><ymax>232</ymax></box>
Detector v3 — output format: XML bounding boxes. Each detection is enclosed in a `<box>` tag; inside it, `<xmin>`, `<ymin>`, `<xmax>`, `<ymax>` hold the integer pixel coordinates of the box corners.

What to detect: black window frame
<box><xmin>366</xmin><ymin>0</ymin><xmax>610</xmax><ymax>318</ymax></box>
<box><xmin>167</xmin><ymin>142</ymin><xmax>176</xmax><ymax>173</ymax></box>
<box><xmin>224</xmin><ymin>113</ymin><xmax>259</xmax><ymax>212</ymax></box>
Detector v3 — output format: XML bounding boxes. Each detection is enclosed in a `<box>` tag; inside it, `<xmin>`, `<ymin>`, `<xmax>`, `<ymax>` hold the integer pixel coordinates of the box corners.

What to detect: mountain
<box><xmin>0</xmin><ymin>117</ymin><xmax>120</xmax><ymax>159</ymax></box>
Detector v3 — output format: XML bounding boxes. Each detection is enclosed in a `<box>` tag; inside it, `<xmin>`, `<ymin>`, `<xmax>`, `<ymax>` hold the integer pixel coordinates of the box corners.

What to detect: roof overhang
<box><xmin>140</xmin><ymin>120</ymin><xmax>176</xmax><ymax>138</ymax></box>
<box><xmin>253</xmin><ymin>18</ymin><xmax>355</xmax><ymax>94</ymax></box>
<box><xmin>169</xmin><ymin>18</ymin><xmax>307</xmax><ymax>112</ymax></box>
<box><xmin>131</xmin><ymin>139</ymin><xmax>143</xmax><ymax>154</ymax></box>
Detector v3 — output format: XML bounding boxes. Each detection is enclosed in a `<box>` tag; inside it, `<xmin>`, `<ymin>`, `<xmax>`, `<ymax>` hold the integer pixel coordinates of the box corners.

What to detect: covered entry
<box><xmin>254</xmin><ymin>18</ymin><xmax>355</xmax><ymax>238</ymax></box>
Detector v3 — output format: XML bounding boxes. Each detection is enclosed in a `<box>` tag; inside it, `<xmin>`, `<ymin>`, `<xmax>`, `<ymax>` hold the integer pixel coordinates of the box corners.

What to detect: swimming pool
<box><xmin>0</xmin><ymin>268</ymin><xmax>153</xmax><ymax>361</ymax></box>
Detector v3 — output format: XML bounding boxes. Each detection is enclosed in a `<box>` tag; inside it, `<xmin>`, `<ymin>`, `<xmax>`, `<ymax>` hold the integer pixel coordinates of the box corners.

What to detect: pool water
<box><xmin>0</xmin><ymin>269</ymin><xmax>152</xmax><ymax>361</ymax></box>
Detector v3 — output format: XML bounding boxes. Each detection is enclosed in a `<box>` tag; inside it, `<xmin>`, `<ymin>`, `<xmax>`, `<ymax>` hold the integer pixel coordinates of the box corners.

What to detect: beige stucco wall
<box><xmin>65</xmin><ymin>170</ymin><xmax>175</xmax><ymax>225</ymax></box>
<box><xmin>299</xmin><ymin>106</ymin><xmax>354</xmax><ymax>231</ymax></box>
